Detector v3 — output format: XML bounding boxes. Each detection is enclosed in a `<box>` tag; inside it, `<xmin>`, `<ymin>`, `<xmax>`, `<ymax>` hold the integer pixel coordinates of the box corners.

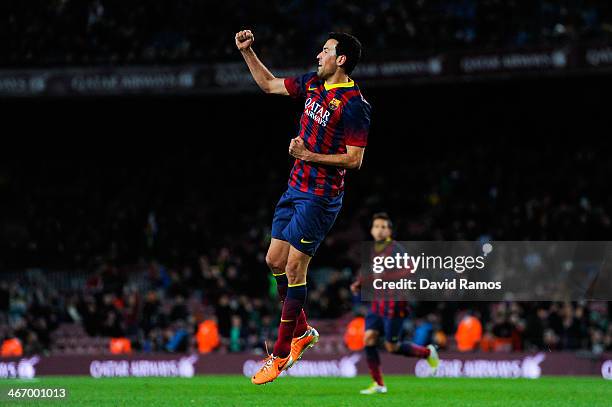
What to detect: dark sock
<box><xmin>365</xmin><ymin>345</ymin><xmax>384</xmax><ymax>386</ymax></box>
<box><xmin>273</xmin><ymin>284</ymin><xmax>307</xmax><ymax>357</ymax></box>
<box><xmin>293</xmin><ymin>311</ymin><xmax>308</xmax><ymax>338</ymax></box>
<box><xmin>274</xmin><ymin>273</ymin><xmax>288</xmax><ymax>302</ymax></box>
<box><xmin>394</xmin><ymin>341</ymin><xmax>431</xmax><ymax>358</ymax></box>
<box><xmin>274</xmin><ymin>274</ymin><xmax>308</xmax><ymax>338</ymax></box>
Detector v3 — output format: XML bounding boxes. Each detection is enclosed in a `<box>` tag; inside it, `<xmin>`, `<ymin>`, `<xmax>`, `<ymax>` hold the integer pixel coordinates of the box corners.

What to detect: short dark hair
<box><xmin>328</xmin><ymin>32</ymin><xmax>362</xmax><ymax>75</ymax></box>
<box><xmin>372</xmin><ymin>212</ymin><xmax>392</xmax><ymax>229</ymax></box>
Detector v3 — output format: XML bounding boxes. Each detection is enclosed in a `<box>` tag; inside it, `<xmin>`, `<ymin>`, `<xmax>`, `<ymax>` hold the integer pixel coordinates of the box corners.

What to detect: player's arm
<box><xmin>235</xmin><ymin>30</ymin><xmax>289</xmax><ymax>95</ymax></box>
<box><xmin>289</xmin><ymin>138</ymin><xmax>365</xmax><ymax>169</ymax></box>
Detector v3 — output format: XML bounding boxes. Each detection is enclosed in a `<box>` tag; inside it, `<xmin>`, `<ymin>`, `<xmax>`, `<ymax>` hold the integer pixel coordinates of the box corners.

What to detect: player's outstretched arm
<box><xmin>235</xmin><ymin>30</ymin><xmax>289</xmax><ymax>95</ymax></box>
<box><xmin>289</xmin><ymin>138</ymin><xmax>365</xmax><ymax>170</ymax></box>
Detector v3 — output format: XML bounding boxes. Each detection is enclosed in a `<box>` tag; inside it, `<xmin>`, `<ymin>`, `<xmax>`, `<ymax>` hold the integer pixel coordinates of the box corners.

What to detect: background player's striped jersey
<box><xmin>284</xmin><ymin>72</ymin><xmax>371</xmax><ymax>197</ymax></box>
<box><xmin>369</xmin><ymin>238</ymin><xmax>411</xmax><ymax>318</ymax></box>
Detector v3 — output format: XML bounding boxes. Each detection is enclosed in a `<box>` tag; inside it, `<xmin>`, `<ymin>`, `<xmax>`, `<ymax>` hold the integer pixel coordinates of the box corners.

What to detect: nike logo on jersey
<box><xmin>300</xmin><ymin>238</ymin><xmax>314</xmax><ymax>244</ymax></box>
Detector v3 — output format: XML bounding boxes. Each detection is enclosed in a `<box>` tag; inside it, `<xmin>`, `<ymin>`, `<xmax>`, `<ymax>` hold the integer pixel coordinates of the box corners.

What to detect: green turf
<box><xmin>1</xmin><ymin>375</ymin><xmax>610</xmax><ymax>406</ymax></box>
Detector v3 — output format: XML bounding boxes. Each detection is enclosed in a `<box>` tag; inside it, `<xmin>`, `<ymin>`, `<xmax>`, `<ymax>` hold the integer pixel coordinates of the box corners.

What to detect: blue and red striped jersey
<box><xmin>284</xmin><ymin>72</ymin><xmax>371</xmax><ymax>197</ymax></box>
<box><xmin>369</xmin><ymin>238</ymin><xmax>411</xmax><ymax>318</ymax></box>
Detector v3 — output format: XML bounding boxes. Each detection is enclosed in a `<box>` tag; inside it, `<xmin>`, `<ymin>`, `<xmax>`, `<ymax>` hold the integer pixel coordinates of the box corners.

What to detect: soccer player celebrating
<box><xmin>235</xmin><ymin>29</ymin><xmax>372</xmax><ymax>385</ymax></box>
<box><xmin>351</xmin><ymin>213</ymin><xmax>439</xmax><ymax>394</ymax></box>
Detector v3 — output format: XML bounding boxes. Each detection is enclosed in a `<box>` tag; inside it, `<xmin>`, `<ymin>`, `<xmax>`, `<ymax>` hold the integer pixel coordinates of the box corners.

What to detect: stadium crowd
<box><xmin>2</xmin><ymin>263</ymin><xmax>611</xmax><ymax>356</ymax></box>
<box><xmin>2</xmin><ymin>0</ymin><xmax>612</xmax><ymax>67</ymax></box>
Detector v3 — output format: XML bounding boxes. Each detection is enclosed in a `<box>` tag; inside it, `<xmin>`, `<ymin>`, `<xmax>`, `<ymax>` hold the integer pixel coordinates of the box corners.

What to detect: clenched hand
<box><xmin>235</xmin><ymin>30</ymin><xmax>254</xmax><ymax>51</ymax></box>
<box><xmin>289</xmin><ymin>137</ymin><xmax>311</xmax><ymax>161</ymax></box>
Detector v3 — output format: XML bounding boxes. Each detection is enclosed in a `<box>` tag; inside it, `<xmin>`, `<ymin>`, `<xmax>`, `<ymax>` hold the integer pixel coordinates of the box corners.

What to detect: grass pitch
<box><xmin>2</xmin><ymin>375</ymin><xmax>610</xmax><ymax>406</ymax></box>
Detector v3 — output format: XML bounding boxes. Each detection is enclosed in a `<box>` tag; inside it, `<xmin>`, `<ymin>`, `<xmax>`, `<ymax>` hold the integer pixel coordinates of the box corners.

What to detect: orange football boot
<box><xmin>251</xmin><ymin>353</ymin><xmax>293</xmax><ymax>385</ymax></box>
<box><xmin>288</xmin><ymin>325</ymin><xmax>319</xmax><ymax>368</ymax></box>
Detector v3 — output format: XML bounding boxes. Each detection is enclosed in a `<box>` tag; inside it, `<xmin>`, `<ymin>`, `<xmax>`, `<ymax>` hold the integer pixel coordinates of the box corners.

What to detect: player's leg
<box><xmin>266</xmin><ymin>238</ymin><xmax>290</xmax><ymax>278</ymax></box>
<box><xmin>266</xmin><ymin>238</ymin><xmax>291</xmax><ymax>300</ymax></box>
<box><xmin>267</xmin><ymin>190</ymin><xmax>294</xmax><ymax>301</ymax></box>
<box><xmin>267</xmin><ymin>190</ymin><xmax>309</xmax><ymax>337</ymax></box>
<box><xmin>384</xmin><ymin>339</ymin><xmax>429</xmax><ymax>356</ymax></box>
<box><xmin>385</xmin><ymin>340</ymin><xmax>439</xmax><ymax>373</ymax></box>
<box><xmin>361</xmin><ymin>314</ymin><xmax>387</xmax><ymax>394</ymax></box>
<box><xmin>383</xmin><ymin>318</ymin><xmax>439</xmax><ymax>373</ymax></box>
<box><xmin>383</xmin><ymin>317</ymin><xmax>427</xmax><ymax>356</ymax></box>
<box><xmin>283</xmin><ymin>190</ymin><xmax>341</xmax><ymax>363</ymax></box>
<box><xmin>265</xmin><ymin>238</ymin><xmax>308</xmax><ymax>335</ymax></box>
<box><xmin>252</xmin><ymin>245</ymin><xmax>314</xmax><ymax>384</ymax></box>
<box><xmin>273</xmin><ymin>245</ymin><xmax>311</xmax><ymax>358</ymax></box>
<box><xmin>253</xmin><ymin>189</ymin><xmax>339</xmax><ymax>384</ymax></box>
<box><xmin>253</xmin><ymin>192</ymin><xmax>306</xmax><ymax>385</ymax></box>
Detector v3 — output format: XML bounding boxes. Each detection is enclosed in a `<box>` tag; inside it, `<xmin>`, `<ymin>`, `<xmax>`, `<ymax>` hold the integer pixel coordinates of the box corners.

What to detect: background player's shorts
<box><xmin>271</xmin><ymin>185</ymin><xmax>343</xmax><ymax>256</ymax></box>
<box><xmin>365</xmin><ymin>313</ymin><xmax>405</xmax><ymax>343</ymax></box>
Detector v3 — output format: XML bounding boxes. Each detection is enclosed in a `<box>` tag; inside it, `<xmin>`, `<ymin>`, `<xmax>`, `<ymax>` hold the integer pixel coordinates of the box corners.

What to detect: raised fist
<box><xmin>235</xmin><ymin>30</ymin><xmax>254</xmax><ymax>51</ymax></box>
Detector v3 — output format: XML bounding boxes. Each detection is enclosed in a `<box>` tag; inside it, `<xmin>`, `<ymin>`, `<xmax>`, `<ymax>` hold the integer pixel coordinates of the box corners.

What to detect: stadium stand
<box><xmin>2</xmin><ymin>1</ymin><xmax>612</xmax><ymax>67</ymax></box>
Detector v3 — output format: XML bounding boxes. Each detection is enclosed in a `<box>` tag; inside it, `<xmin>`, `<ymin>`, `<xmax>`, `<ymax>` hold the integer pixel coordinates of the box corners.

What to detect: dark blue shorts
<box><xmin>365</xmin><ymin>313</ymin><xmax>405</xmax><ymax>343</ymax></box>
<box><xmin>271</xmin><ymin>185</ymin><xmax>343</xmax><ymax>256</ymax></box>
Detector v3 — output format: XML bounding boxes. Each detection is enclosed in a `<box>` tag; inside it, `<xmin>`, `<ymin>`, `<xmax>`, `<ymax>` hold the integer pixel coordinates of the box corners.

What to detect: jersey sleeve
<box><xmin>343</xmin><ymin>96</ymin><xmax>371</xmax><ymax>147</ymax></box>
<box><xmin>283</xmin><ymin>72</ymin><xmax>318</xmax><ymax>98</ymax></box>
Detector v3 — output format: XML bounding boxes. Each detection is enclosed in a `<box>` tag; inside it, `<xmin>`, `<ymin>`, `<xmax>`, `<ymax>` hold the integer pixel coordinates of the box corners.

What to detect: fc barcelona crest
<box><xmin>328</xmin><ymin>98</ymin><xmax>342</xmax><ymax>110</ymax></box>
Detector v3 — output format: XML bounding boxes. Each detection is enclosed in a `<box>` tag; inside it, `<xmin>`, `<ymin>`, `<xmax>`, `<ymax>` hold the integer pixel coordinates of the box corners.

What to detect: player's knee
<box><xmin>384</xmin><ymin>341</ymin><xmax>399</xmax><ymax>353</ymax></box>
<box><xmin>265</xmin><ymin>253</ymin><xmax>286</xmax><ymax>274</ymax></box>
<box><xmin>285</xmin><ymin>260</ymin><xmax>306</xmax><ymax>285</ymax></box>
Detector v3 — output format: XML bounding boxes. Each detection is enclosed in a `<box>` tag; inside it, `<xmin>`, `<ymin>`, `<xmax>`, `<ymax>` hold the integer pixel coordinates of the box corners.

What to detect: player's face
<box><xmin>316</xmin><ymin>39</ymin><xmax>340</xmax><ymax>79</ymax></box>
<box><xmin>371</xmin><ymin>219</ymin><xmax>392</xmax><ymax>241</ymax></box>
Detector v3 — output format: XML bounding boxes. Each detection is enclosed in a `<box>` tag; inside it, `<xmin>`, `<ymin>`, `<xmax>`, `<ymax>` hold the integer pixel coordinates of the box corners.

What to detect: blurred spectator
<box><xmin>110</xmin><ymin>337</ymin><xmax>132</xmax><ymax>354</ymax></box>
<box><xmin>455</xmin><ymin>314</ymin><xmax>482</xmax><ymax>351</ymax></box>
<box><xmin>491</xmin><ymin>310</ymin><xmax>513</xmax><ymax>352</ymax></box>
<box><xmin>229</xmin><ymin>315</ymin><xmax>244</xmax><ymax>353</ymax></box>
<box><xmin>412</xmin><ymin>316</ymin><xmax>434</xmax><ymax>347</ymax></box>
<box><xmin>165</xmin><ymin>321</ymin><xmax>189</xmax><ymax>352</ymax></box>
<box><xmin>1</xmin><ymin>337</ymin><xmax>23</xmax><ymax>357</ymax></box>
<box><xmin>344</xmin><ymin>316</ymin><xmax>365</xmax><ymax>351</ymax></box>
<box><xmin>196</xmin><ymin>319</ymin><xmax>220</xmax><ymax>354</ymax></box>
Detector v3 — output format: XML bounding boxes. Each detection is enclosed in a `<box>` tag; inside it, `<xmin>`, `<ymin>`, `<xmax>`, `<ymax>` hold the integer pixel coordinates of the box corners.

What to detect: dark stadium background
<box><xmin>5</xmin><ymin>74</ymin><xmax>611</xmax><ymax>270</ymax></box>
<box><xmin>1</xmin><ymin>1</ymin><xmax>611</xmax><ymax>375</ymax></box>
<box><xmin>2</xmin><ymin>74</ymin><xmax>610</xmax><ymax>355</ymax></box>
